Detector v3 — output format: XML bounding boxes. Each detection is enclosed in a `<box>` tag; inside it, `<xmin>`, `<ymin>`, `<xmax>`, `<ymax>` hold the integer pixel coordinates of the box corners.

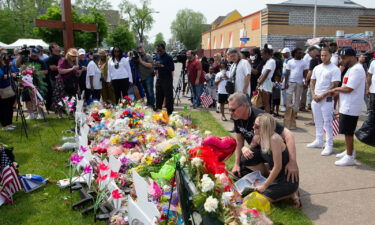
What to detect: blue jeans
<box><xmin>190</xmin><ymin>83</ymin><xmax>204</xmax><ymax>107</ymax></box>
<box><xmin>142</xmin><ymin>75</ymin><xmax>155</xmax><ymax>107</ymax></box>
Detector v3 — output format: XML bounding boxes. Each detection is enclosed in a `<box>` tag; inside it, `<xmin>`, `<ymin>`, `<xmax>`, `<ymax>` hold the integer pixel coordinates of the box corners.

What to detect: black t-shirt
<box><xmin>46</xmin><ymin>55</ymin><xmax>62</xmax><ymax>81</ymax></box>
<box><xmin>234</xmin><ymin>107</ymin><xmax>284</xmax><ymax>144</ymax></box>
<box><xmin>22</xmin><ymin>57</ymin><xmax>47</xmax><ymax>71</ymax></box>
<box><xmin>309</xmin><ymin>58</ymin><xmax>321</xmax><ymax>71</ymax></box>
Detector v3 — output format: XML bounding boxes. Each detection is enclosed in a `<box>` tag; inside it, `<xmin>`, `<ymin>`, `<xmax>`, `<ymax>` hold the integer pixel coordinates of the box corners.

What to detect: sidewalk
<box><xmin>175</xmin><ymin>98</ymin><xmax>375</xmax><ymax>225</ymax></box>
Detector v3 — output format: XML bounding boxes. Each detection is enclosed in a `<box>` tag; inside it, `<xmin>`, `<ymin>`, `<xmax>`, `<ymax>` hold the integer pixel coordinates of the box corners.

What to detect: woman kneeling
<box><xmin>249</xmin><ymin>113</ymin><xmax>301</xmax><ymax>208</ymax></box>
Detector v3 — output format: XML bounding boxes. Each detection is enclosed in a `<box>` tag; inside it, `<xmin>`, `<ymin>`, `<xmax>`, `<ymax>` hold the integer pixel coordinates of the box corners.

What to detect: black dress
<box><xmin>261</xmin><ymin>147</ymin><xmax>299</xmax><ymax>200</ymax></box>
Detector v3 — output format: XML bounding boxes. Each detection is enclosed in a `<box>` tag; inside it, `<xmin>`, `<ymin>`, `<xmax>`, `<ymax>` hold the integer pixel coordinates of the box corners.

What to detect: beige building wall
<box><xmin>202</xmin><ymin>11</ymin><xmax>262</xmax><ymax>56</ymax></box>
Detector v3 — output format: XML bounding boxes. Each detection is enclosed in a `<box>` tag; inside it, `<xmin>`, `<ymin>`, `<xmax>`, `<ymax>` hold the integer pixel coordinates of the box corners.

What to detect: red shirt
<box><xmin>187</xmin><ymin>58</ymin><xmax>205</xmax><ymax>84</ymax></box>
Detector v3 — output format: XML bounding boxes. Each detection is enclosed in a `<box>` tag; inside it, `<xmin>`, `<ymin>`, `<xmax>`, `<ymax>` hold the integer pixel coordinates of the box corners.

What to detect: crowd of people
<box><xmin>1</xmin><ymin>40</ymin><xmax>375</xmax><ymax>207</ymax></box>
<box><xmin>0</xmin><ymin>42</ymin><xmax>175</xmax><ymax>129</ymax></box>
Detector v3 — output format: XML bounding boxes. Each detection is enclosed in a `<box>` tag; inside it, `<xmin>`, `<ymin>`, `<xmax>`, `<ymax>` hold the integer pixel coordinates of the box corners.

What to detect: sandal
<box><xmin>292</xmin><ymin>191</ymin><xmax>302</xmax><ymax>209</ymax></box>
<box><xmin>221</xmin><ymin>116</ymin><xmax>228</xmax><ymax>121</ymax></box>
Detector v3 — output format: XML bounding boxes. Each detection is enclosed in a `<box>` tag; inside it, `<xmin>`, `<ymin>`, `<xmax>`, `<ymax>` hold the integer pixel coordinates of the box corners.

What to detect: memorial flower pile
<box><xmin>68</xmin><ymin>99</ymin><xmax>272</xmax><ymax>225</ymax></box>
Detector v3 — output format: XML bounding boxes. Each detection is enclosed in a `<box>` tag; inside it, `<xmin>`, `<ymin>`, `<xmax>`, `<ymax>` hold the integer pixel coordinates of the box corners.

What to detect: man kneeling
<box><xmin>229</xmin><ymin>93</ymin><xmax>300</xmax><ymax>207</ymax></box>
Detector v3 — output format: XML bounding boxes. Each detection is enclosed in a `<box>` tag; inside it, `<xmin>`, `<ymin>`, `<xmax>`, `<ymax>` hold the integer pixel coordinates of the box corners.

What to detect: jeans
<box><xmin>189</xmin><ymin>83</ymin><xmax>204</xmax><ymax>107</ymax></box>
<box><xmin>86</xmin><ymin>89</ymin><xmax>101</xmax><ymax>105</ymax></box>
<box><xmin>156</xmin><ymin>78</ymin><xmax>174</xmax><ymax>115</ymax></box>
<box><xmin>142</xmin><ymin>75</ymin><xmax>155</xmax><ymax>107</ymax></box>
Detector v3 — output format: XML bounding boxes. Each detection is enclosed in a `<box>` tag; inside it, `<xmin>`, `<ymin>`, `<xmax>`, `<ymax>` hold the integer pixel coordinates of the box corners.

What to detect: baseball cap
<box><xmin>340</xmin><ymin>47</ymin><xmax>356</xmax><ymax>57</ymax></box>
<box><xmin>31</xmin><ymin>47</ymin><xmax>41</xmax><ymax>55</ymax></box>
<box><xmin>78</xmin><ymin>48</ymin><xmax>86</xmax><ymax>55</ymax></box>
<box><xmin>240</xmin><ymin>48</ymin><xmax>249</xmax><ymax>53</ymax></box>
<box><xmin>281</xmin><ymin>47</ymin><xmax>291</xmax><ymax>54</ymax></box>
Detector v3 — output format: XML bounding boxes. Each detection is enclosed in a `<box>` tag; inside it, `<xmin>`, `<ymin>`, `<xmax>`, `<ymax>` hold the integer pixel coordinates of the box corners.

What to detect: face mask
<box><xmin>250</xmin><ymin>55</ymin><xmax>256</xmax><ymax>61</ymax></box>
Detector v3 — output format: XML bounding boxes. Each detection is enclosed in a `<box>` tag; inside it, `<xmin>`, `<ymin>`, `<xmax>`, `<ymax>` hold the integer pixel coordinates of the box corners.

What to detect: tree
<box><xmin>119</xmin><ymin>0</ymin><xmax>154</xmax><ymax>44</ymax></box>
<box><xmin>105</xmin><ymin>24</ymin><xmax>136</xmax><ymax>52</ymax></box>
<box><xmin>154</xmin><ymin>32</ymin><xmax>165</xmax><ymax>47</ymax></box>
<box><xmin>75</xmin><ymin>0</ymin><xmax>111</xmax><ymax>10</ymax></box>
<box><xmin>34</xmin><ymin>6</ymin><xmax>108</xmax><ymax>49</ymax></box>
<box><xmin>171</xmin><ymin>9</ymin><xmax>207</xmax><ymax>50</ymax></box>
<box><xmin>0</xmin><ymin>0</ymin><xmax>55</xmax><ymax>43</ymax></box>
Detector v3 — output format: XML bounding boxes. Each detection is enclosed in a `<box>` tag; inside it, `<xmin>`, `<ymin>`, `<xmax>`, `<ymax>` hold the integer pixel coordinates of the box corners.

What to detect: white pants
<box><xmin>286</xmin><ymin>82</ymin><xmax>304</xmax><ymax>112</ymax></box>
<box><xmin>311</xmin><ymin>99</ymin><xmax>334</xmax><ymax>146</ymax></box>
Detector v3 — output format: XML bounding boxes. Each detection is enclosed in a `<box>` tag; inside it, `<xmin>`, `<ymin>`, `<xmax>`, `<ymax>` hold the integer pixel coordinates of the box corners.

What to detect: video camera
<box><xmin>176</xmin><ymin>50</ymin><xmax>187</xmax><ymax>64</ymax></box>
<box><xmin>20</xmin><ymin>45</ymin><xmax>30</xmax><ymax>57</ymax></box>
<box><xmin>132</xmin><ymin>50</ymin><xmax>139</xmax><ymax>60</ymax></box>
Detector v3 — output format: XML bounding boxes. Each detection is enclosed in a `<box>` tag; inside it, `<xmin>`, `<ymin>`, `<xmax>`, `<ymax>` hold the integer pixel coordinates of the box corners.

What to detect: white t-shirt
<box><xmin>330</xmin><ymin>53</ymin><xmax>339</xmax><ymax>66</ymax></box>
<box><xmin>339</xmin><ymin>63</ymin><xmax>366</xmax><ymax>116</ymax></box>
<box><xmin>368</xmin><ymin>60</ymin><xmax>375</xmax><ymax>94</ymax></box>
<box><xmin>303</xmin><ymin>54</ymin><xmax>312</xmax><ymax>66</ymax></box>
<box><xmin>215</xmin><ymin>70</ymin><xmax>230</xmax><ymax>94</ymax></box>
<box><xmin>259</xmin><ymin>58</ymin><xmax>276</xmax><ymax>93</ymax></box>
<box><xmin>107</xmin><ymin>57</ymin><xmax>133</xmax><ymax>83</ymax></box>
<box><xmin>312</xmin><ymin>63</ymin><xmax>341</xmax><ymax>95</ymax></box>
<box><xmin>86</xmin><ymin>61</ymin><xmax>103</xmax><ymax>90</ymax></box>
<box><xmin>229</xmin><ymin>59</ymin><xmax>251</xmax><ymax>95</ymax></box>
<box><xmin>286</xmin><ymin>59</ymin><xmax>308</xmax><ymax>84</ymax></box>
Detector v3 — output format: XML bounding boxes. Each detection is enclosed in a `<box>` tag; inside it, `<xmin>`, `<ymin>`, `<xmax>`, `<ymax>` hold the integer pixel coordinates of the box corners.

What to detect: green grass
<box><xmin>0</xmin><ymin>117</ymin><xmax>104</xmax><ymax>225</ymax></box>
<box><xmin>334</xmin><ymin>139</ymin><xmax>375</xmax><ymax>168</ymax></box>
<box><xmin>0</xmin><ymin>112</ymin><xmax>312</xmax><ymax>225</ymax></box>
<box><xmin>184</xmin><ymin>111</ymin><xmax>313</xmax><ymax>225</ymax></box>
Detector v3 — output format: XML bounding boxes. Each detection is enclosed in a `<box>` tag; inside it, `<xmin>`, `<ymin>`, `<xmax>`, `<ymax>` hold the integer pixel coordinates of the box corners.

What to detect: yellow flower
<box><xmin>110</xmin><ymin>135</ymin><xmax>120</xmax><ymax>144</ymax></box>
<box><xmin>135</xmin><ymin>165</ymin><xmax>144</xmax><ymax>173</ymax></box>
<box><xmin>166</xmin><ymin>127</ymin><xmax>176</xmax><ymax>138</ymax></box>
<box><xmin>145</xmin><ymin>156</ymin><xmax>153</xmax><ymax>165</ymax></box>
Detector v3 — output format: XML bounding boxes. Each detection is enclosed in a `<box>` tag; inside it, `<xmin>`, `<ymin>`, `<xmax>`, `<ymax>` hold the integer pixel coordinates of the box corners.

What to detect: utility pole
<box><xmin>313</xmin><ymin>0</ymin><xmax>317</xmax><ymax>38</ymax></box>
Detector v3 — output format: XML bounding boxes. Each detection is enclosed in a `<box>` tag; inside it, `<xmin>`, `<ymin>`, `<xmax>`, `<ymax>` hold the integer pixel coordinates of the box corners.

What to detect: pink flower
<box><xmin>70</xmin><ymin>153</ymin><xmax>83</xmax><ymax>165</ymax></box>
<box><xmin>83</xmin><ymin>165</ymin><xmax>92</xmax><ymax>174</ymax></box>
<box><xmin>98</xmin><ymin>163</ymin><xmax>110</xmax><ymax>171</ymax></box>
<box><xmin>80</xmin><ymin>146</ymin><xmax>88</xmax><ymax>152</ymax></box>
<box><xmin>111</xmin><ymin>189</ymin><xmax>123</xmax><ymax>199</ymax></box>
<box><xmin>110</xmin><ymin>170</ymin><xmax>119</xmax><ymax>178</ymax></box>
<box><xmin>96</xmin><ymin>173</ymin><xmax>108</xmax><ymax>183</ymax></box>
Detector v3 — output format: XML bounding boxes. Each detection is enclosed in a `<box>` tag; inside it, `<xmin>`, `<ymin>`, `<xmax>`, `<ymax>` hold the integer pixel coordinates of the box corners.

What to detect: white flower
<box><xmin>204</xmin><ymin>196</ymin><xmax>218</xmax><ymax>213</ymax></box>
<box><xmin>201</xmin><ymin>174</ymin><xmax>215</xmax><ymax>192</ymax></box>
<box><xmin>221</xmin><ymin>192</ymin><xmax>233</xmax><ymax>206</ymax></box>
<box><xmin>162</xmin><ymin>185</ymin><xmax>171</xmax><ymax>192</ymax></box>
<box><xmin>239</xmin><ymin>214</ymin><xmax>248</xmax><ymax>224</ymax></box>
<box><xmin>204</xmin><ymin>130</ymin><xmax>212</xmax><ymax>136</ymax></box>
<box><xmin>190</xmin><ymin>212</ymin><xmax>202</xmax><ymax>224</ymax></box>
<box><xmin>191</xmin><ymin>157</ymin><xmax>203</xmax><ymax>167</ymax></box>
<box><xmin>179</xmin><ymin>156</ymin><xmax>187</xmax><ymax>165</ymax></box>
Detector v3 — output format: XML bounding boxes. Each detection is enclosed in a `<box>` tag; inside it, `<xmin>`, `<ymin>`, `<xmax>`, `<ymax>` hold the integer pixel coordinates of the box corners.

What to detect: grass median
<box><xmin>334</xmin><ymin>139</ymin><xmax>375</xmax><ymax>168</ymax></box>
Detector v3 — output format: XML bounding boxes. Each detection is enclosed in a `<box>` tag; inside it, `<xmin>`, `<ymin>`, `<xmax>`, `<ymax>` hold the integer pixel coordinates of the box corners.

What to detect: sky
<box><xmin>105</xmin><ymin>0</ymin><xmax>375</xmax><ymax>42</ymax></box>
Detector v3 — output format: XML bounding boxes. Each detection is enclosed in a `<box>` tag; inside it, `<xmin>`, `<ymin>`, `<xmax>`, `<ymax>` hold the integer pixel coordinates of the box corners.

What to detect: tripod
<box><xmin>5</xmin><ymin>61</ymin><xmax>28</xmax><ymax>138</ymax></box>
<box><xmin>174</xmin><ymin>69</ymin><xmax>185</xmax><ymax>106</ymax></box>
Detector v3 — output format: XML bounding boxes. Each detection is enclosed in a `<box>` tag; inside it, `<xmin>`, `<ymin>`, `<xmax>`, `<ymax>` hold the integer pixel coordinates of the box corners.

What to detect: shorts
<box><xmin>272</xmin><ymin>98</ymin><xmax>280</xmax><ymax>106</ymax></box>
<box><xmin>339</xmin><ymin>113</ymin><xmax>359</xmax><ymax>136</ymax></box>
<box><xmin>240</xmin><ymin>145</ymin><xmax>266</xmax><ymax>168</ymax></box>
<box><xmin>218</xmin><ymin>94</ymin><xmax>228</xmax><ymax>104</ymax></box>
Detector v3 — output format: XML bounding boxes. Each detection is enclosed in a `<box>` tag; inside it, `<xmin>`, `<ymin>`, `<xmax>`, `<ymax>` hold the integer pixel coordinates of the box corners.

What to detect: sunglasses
<box><xmin>228</xmin><ymin>104</ymin><xmax>242</xmax><ymax>113</ymax></box>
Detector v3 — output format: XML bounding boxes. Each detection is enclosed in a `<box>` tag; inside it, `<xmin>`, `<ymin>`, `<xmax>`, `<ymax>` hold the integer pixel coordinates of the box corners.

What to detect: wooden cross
<box><xmin>34</xmin><ymin>0</ymin><xmax>97</xmax><ymax>50</ymax></box>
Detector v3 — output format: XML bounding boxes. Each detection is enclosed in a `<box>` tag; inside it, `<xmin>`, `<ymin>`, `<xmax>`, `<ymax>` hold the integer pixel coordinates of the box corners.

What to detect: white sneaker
<box><xmin>37</xmin><ymin>113</ymin><xmax>44</xmax><ymax>120</ymax></box>
<box><xmin>335</xmin><ymin>154</ymin><xmax>355</xmax><ymax>166</ymax></box>
<box><xmin>280</xmin><ymin>106</ymin><xmax>286</xmax><ymax>112</ymax></box>
<box><xmin>336</xmin><ymin>150</ymin><xmax>356</xmax><ymax>158</ymax></box>
<box><xmin>26</xmin><ymin>113</ymin><xmax>35</xmax><ymax>120</ymax></box>
<box><xmin>321</xmin><ymin>145</ymin><xmax>333</xmax><ymax>156</ymax></box>
<box><xmin>307</xmin><ymin>140</ymin><xmax>324</xmax><ymax>148</ymax></box>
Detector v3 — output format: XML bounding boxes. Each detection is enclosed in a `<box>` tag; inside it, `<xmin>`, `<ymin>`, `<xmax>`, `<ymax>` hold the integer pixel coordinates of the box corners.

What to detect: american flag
<box><xmin>0</xmin><ymin>166</ymin><xmax>22</xmax><ymax>204</ymax></box>
<box><xmin>200</xmin><ymin>90</ymin><xmax>213</xmax><ymax>108</ymax></box>
<box><xmin>332</xmin><ymin>115</ymin><xmax>340</xmax><ymax>137</ymax></box>
<box><xmin>324</xmin><ymin>114</ymin><xmax>340</xmax><ymax>137</ymax></box>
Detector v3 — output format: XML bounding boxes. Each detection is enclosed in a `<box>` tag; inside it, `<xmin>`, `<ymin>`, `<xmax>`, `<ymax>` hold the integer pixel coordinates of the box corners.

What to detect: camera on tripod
<box><xmin>20</xmin><ymin>45</ymin><xmax>30</xmax><ymax>57</ymax></box>
<box><xmin>176</xmin><ymin>50</ymin><xmax>187</xmax><ymax>64</ymax></box>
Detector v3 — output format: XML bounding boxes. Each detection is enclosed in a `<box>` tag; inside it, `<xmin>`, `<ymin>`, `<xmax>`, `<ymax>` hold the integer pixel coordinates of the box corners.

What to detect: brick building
<box><xmin>201</xmin><ymin>0</ymin><xmax>375</xmax><ymax>57</ymax></box>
